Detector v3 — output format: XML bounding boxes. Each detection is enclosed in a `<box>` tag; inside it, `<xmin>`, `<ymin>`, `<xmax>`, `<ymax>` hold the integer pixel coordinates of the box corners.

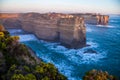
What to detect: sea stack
<box><xmin>71</xmin><ymin>13</ymin><xmax>109</xmax><ymax>25</ymax></box>
<box><xmin>57</xmin><ymin>17</ymin><xmax>86</xmax><ymax>48</ymax></box>
<box><xmin>96</xmin><ymin>15</ymin><xmax>109</xmax><ymax>25</ymax></box>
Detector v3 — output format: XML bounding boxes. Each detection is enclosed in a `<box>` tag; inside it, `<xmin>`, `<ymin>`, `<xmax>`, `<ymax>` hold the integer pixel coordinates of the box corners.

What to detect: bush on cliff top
<box><xmin>83</xmin><ymin>69</ymin><xmax>117</xmax><ymax>80</ymax></box>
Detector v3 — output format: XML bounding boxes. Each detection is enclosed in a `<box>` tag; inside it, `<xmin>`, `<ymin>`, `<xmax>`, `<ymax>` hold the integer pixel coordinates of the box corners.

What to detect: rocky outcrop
<box><xmin>71</xmin><ymin>13</ymin><xmax>109</xmax><ymax>25</ymax></box>
<box><xmin>21</xmin><ymin>13</ymin><xmax>86</xmax><ymax>48</ymax></box>
<box><xmin>0</xmin><ymin>13</ymin><xmax>22</xmax><ymax>28</ymax></box>
<box><xmin>0</xmin><ymin>12</ymin><xmax>109</xmax><ymax>48</ymax></box>
<box><xmin>97</xmin><ymin>15</ymin><xmax>109</xmax><ymax>25</ymax></box>
<box><xmin>58</xmin><ymin>17</ymin><xmax>86</xmax><ymax>48</ymax></box>
<box><xmin>1</xmin><ymin>18</ymin><xmax>22</xmax><ymax>29</ymax></box>
<box><xmin>0</xmin><ymin>13</ymin><xmax>86</xmax><ymax>48</ymax></box>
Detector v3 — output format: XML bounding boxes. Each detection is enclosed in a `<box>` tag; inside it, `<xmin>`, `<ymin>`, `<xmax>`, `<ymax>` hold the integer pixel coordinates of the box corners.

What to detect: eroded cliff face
<box><xmin>71</xmin><ymin>13</ymin><xmax>109</xmax><ymax>25</ymax></box>
<box><xmin>21</xmin><ymin>13</ymin><xmax>58</xmax><ymax>41</ymax></box>
<box><xmin>0</xmin><ymin>13</ymin><xmax>22</xmax><ymax>28</ymax></box>
<box><xmin>20</xmin><ymin>13</ymin><xmax>86</xmax><ymax>48</ymax></box>
<box><xmin>0</xmin><ymin>13</ymin><xmax>86</xmax><ymax>48</ymax></box>
<box><xmin>97</xmin><ymin>15</ymin><xmax>109</xmax><ymax>25</ymax></box>
<box><xmin>58</xmin><ymin>17</ymin><xmax>86</xmax><ymax>48</ymax></box>
<box><xmin>0</xmin><ymin>13</ymin><xmax>109</xmax><ymax>48</ymax></box>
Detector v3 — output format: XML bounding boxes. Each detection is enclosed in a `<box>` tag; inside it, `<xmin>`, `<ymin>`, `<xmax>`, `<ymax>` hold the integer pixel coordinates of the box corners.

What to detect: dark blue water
<box><xmin>8</xmin><ymin>15</ymin><xmax>120</xmax><ymax>80</ymax></box>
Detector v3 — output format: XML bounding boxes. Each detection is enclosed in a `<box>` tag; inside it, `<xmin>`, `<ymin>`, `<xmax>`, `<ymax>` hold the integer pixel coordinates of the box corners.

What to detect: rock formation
<box><xmin>71</xmin><ymin>13</ymin><xmax>109</xmax><ymax>25</ymax></box>
<box><xmin>96</xmin><ymin>15</ymin><xmax>109</xmax><ymax>25</ymax></box>
<box><xmin>57</xmin><ymin>17</ymin><xmax>86</xmax><ymax>48</ymax></box>
<box><xmin>20</xmin><ymin>13</ymin><xmax>86</xmax><ymax>48</ymax></box>
<box><xmin>0</xmin><ymin>12</ymin><xmax>109</xmax><ymax>48</ymax></box>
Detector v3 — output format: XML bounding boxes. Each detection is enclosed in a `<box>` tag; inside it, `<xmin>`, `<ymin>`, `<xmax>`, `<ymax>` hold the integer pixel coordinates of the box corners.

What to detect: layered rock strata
<box><xmin>71</xmin><ymin>13</ymin><xmax>109</xmax><ymax>25</ymax></box>
<box><xmin>20</xmin><ymin>13</ymin><xmax>86</xmax><ymax>48</ymax></box>
<box><xmin>0</xmin><ymin>12</ymin><xmax>109</xmax><ymax>48</ymax></box>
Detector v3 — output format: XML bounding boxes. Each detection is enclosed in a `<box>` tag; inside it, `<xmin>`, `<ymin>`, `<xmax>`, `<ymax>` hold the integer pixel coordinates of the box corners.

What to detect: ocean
<box><xmin>8</xmin><ymin>14</ymin><xmax>120</xmax><ymax>80</ymax></box>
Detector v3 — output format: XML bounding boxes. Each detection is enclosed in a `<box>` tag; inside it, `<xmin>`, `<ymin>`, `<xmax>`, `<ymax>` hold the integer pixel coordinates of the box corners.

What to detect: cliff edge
<box><xmin>0</xmin><ymin>12</ymin><xmax>109</xmax><ymax>48</ymax></box>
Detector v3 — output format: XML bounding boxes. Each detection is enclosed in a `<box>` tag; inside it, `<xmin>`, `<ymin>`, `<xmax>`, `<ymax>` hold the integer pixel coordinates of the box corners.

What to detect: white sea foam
<box><xmin>7</xmin><ymin>29</ymin><xmax>24</xmax><ymax>34</ymax></box>
<box><xmin>51</xmin><ymin>45</ymin><xmax>67</xmax><ymax>52</ymax></box>
<box><xmin>45</xmin><ymin>40</ymin><xmax>105</xmax><ymax>64</ymax></box>
<box><xmin>64</xmin><ymin>48</ymin><xmax>106</xmax><ymax>65</ymax></box>
<box><xmin>18</xmin><ymin>34</ymin><xmax>38</xmax><ymax>42</ymax></box>
<box><xmin>96</xmin><ymin>25</ymin><xmax>114</xmax><ymax>28</ymax></box>
<box><xmin>87</xmin><ymin>40</ymin><xmax>98</xmax><ymax>48</ymax></box>
<box><xmin>86</xmin><ymin>28</ymin><xmax>93</xmax><ymax>32</ymax></box>
<box><xmin>80</xmin><ymin>52</ymin><xmax>106</xmax><ymax>64</ymax></box>
<box><xmin>109</xmin><ymin>20</ymin><xmax>118</xmax><ymax>23</ymax></box>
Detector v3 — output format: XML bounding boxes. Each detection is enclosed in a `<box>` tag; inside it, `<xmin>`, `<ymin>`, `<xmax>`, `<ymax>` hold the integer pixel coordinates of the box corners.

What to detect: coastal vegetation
<box><xmin>83</xmin><ymin>69</ymin><xmax>117</xmax><ymax>80</ymax></box>
<box><xmin>0</xmin><ymin>24</ymin><xmax>67</xmax><ymax>80</ymax></box>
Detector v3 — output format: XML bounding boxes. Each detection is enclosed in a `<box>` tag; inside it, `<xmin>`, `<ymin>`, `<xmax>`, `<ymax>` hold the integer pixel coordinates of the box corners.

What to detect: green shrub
<box><xmin>11</xmin><ymin>74</ymin><xmax>25</xmax><ymax>80</ymax></box>
<box><xmin>23</xmin><ymin>66</ymin><xmax>30</xmax><ymax>72</ymax></box>
<box><xmin>42</xmin><ymin>76</ymin><xmax>50</xmax><ymax>80</ymax></box>
<box><xmin>25</xmin><ymin>74</ymin><xmax>36</xmax><ymax>80</ymax></box>
<box><xmin>2</xmin><ymin>31</ymin><xmax>10</xmax><ymax>38</ymax></box>
<box><xmin>9</xmin><ymin>64</ymin><xmax>17</xmax><ymax>71</ymax></box>
<box><xmin>35</xmin><ymin>65</ymin><xmax>44</xmax><ymax>74</ymax></box>
<box><xmin>83</xmin><ymin>69</ymin><xmax>117</xmax><ymax>80</ymax></box>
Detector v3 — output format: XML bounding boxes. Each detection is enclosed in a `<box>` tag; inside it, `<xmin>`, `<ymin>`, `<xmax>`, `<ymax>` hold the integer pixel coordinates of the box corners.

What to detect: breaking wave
<box><xmin>86</xmin><ymin>27</ymin><xmax>93</xmax><ymax>32</ymax></box>
<box><xmin>19</xmin><ymin>34</ymin><xmax>38</xmax><ymax>42</ymax></box>
<box><xmin>96</xmin><ymin>25</ymin><xmax>114</xmax><ymax>28</ymax></box>
<box><xmin>7</xmin><ymin>29</ymin><xmax>24</xmax><ymax>34</ymax></box>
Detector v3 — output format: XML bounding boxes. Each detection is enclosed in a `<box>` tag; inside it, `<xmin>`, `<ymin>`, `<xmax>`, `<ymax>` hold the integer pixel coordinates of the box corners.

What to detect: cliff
<box><xmin>96</xmin><ymin>15</ymin><xmax>109</xmax><ymax>25</ymax></box>
<box><xmin>0</xmin><ymin>13</ymin><xmax>22</xmax><ymax>28</ymax></box>
<box><xmin>71</xmin><ymin>13</ymin><xmax>109</xmax><ymax>25</ymax></box>
<box><xmin>0</xmin><ymin>13</ymin><xmax>109</xmax><ymax>48</ymax></box>
<box><xmin>0</xmin><ymin>13</ymin><xmax>86</xmax><ymax>48</ymax></box>
<box><xmin>57</xmin><ymin>17</ymin><xmax>86</xmax><ymax>48</ymax></box>
<box><xmin>0</xmin><ymin>13</ymin><xmax>19</xmax><ymax>18</ymax></box>
<box><xmin>20</xmin><ymin>13</ymin><xmax>86</xmax><ymax>48</ymax></box>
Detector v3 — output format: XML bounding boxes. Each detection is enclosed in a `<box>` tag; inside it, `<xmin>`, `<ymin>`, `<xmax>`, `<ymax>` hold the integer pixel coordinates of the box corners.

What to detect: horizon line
<box><xmin>0</xmin><ymin>11</ymin><xmax>120</xmax><ymax>15</ymax></box>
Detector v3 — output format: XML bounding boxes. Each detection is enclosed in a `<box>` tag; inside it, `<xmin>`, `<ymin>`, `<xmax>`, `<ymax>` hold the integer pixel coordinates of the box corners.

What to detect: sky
<box><xmin>0</xmin><ymin>0</ymin><xmax>120</xmax><ymax>14</ymax></box>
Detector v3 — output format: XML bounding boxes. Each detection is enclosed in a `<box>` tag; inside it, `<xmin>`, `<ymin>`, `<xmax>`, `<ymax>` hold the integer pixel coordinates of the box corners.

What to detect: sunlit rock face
<box><xmin>71</xmin><ymin>13</ymin><xmax>109</xmax><ymax>25</ymax></box>
<box><xmin>57</xmin><ymin>17</ymin><xmax>86</xmax><ymax>48</ymax></box>
<box><xmin>0</xmin><ymin>13</ymin><xmax>109</xmax><ymax>48</ymax></box>
<box><xmin>0</xmin><ymin>13</ymin><xmax>22</xmax><ymax>29</ymax></box>
<box><xmin>0</xmin><ymin>13</ymin><xmax>86</xmax><ymax>48</ymax></box>
<box><xmin>20</xmin><ymin>13</ymin><xmax>86</xmax><ymax>48</ymax></box>
<box><xmin>97</xmin><ymin>15</ymin><xmax>109</xmax><ymax>25</ymax></box>
<box><xmin>0</xmin><ymin>12</ymin><xmax>109</xmax><ymax>48</ymax></box>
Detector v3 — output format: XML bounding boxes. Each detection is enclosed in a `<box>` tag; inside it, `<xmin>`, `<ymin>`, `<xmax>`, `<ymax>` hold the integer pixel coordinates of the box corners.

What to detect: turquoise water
<box><xmin>8</xmin><ymin>15</ymin><xmax>120</xmax><ymax>80</ymax></box>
